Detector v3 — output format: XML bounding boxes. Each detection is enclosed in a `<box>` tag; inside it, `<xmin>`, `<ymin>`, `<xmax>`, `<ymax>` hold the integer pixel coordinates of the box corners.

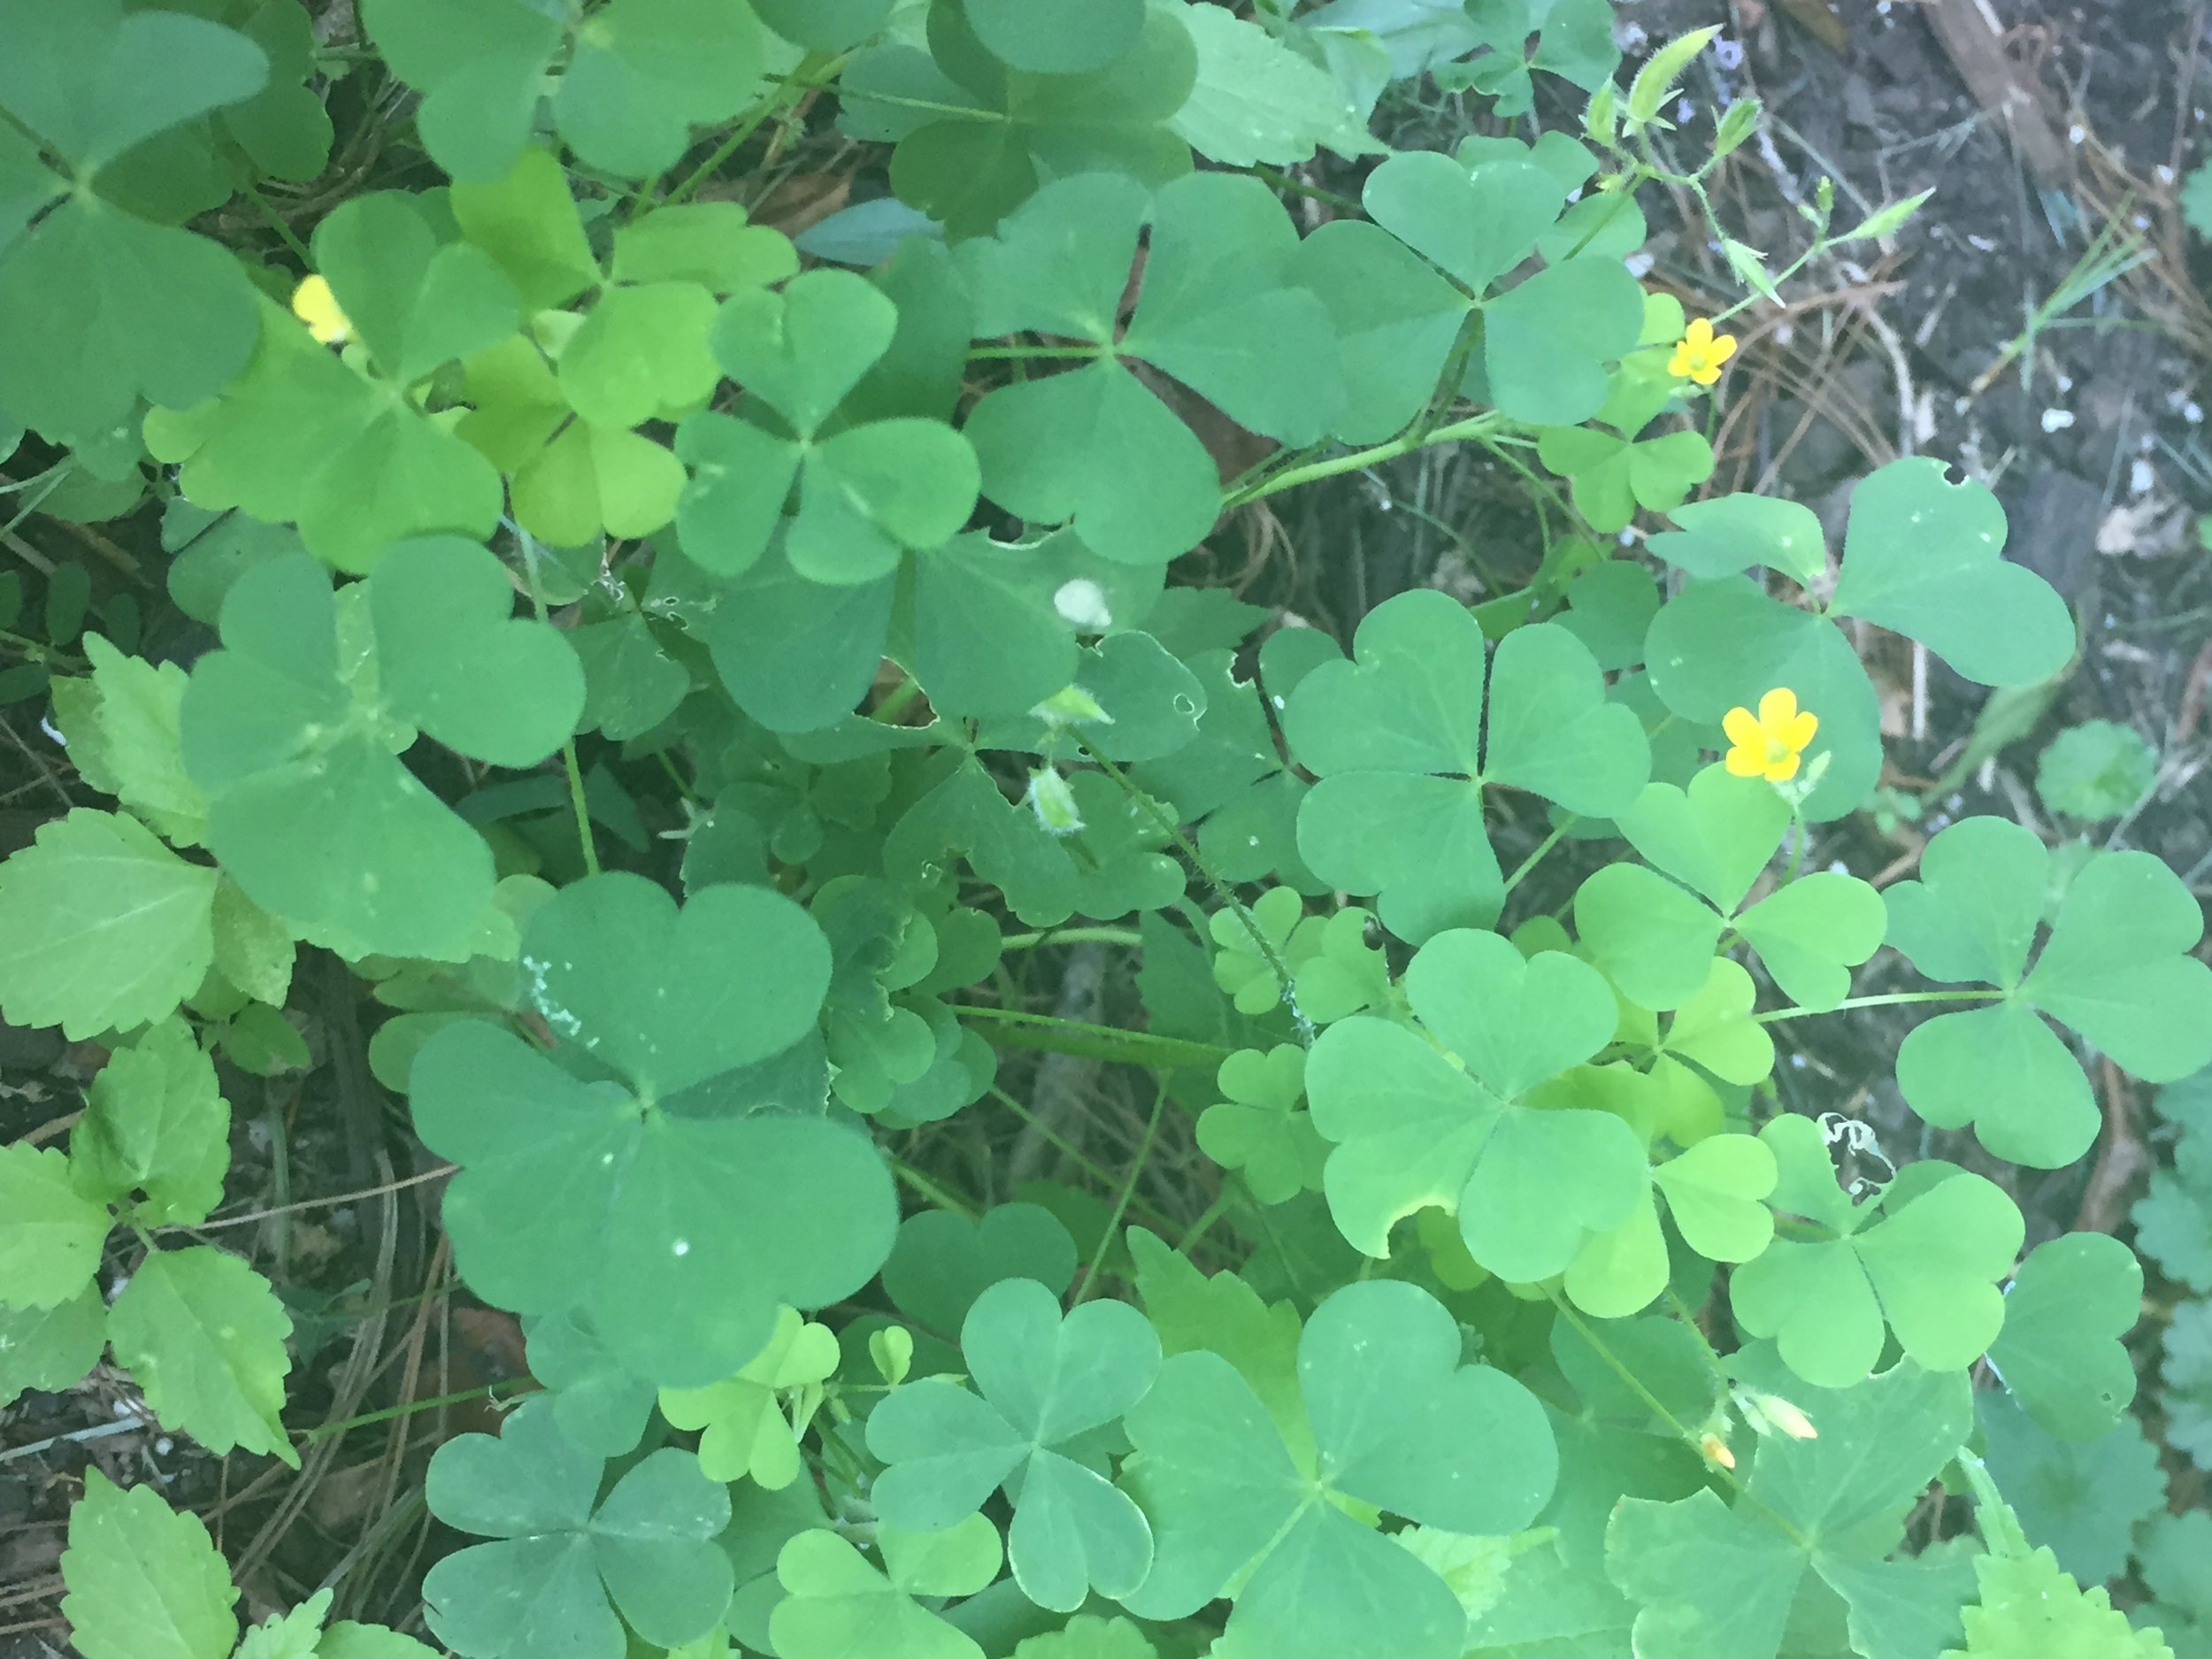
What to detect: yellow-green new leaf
<box><xmin>109</xmin><ymin>1246</ymin><xmax>298</xmax><ymax>1466</ymax></box>
<box><xmin>0</xmin><ymin>1141</ymin><xmax>111</xmax><ymax>1309</ymax></box>
<box><xmin>60</xmin><ymin>1469</ymin><xmax>238</xmax><ymax>1659</ymax></box>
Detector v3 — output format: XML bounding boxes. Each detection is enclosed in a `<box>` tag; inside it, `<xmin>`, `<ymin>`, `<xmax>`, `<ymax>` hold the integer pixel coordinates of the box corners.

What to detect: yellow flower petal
<box><xmin>1692</xmin><ymin>361</ymin><xmax>1722</xmax><ymax>387</ymax></box>
<box><xmin>1756</xmin><ymin>687</ymin><xmax>1799</xmax><ymax>730</ymax></box>
<box><xmin>1784</xmin><ymin>710</ymin><xmax>1818</xmax><ymax>749</ymax></box>
<box><xmin>1765</xmin><ymin>750</ymin><xmax>1801</xmax><ymax>782</ymax></box>
<box><xmin>1722</xmin><ymin>706</ymin><xmax>1763</xmax><ymax>748</ymax></box>
<box><xmin>1668</xmin><ymin>347</ymin><xmax>1697</xmax><ymax>379</ymax></box>
<box><xmin>1709</xmin><ymin>332</ymin><xmax>1739</xmax><ymax>366</ymax></box>
<box><xmin>1724</xmin><ymin>745</ymin><xmax>1768</xmax><ymax>778</ymax></box>
<box><xmin>290</xmin><ymin>274</ymin><xmax>351</xmax><ymax>345</ymax></box>
<box><xmin>1685</xmin><ymin>318</ymin><xmax>1714</xmax><ymax>349</ymax></box>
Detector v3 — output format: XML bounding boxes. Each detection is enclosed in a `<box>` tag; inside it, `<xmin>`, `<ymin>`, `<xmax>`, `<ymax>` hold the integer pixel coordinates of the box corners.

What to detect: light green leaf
<box><xmin>1609</xmin><ymin>1359</ymin><xmax>1975</xmax><ymax>1659</ymax></box>
<box><xmin>659</xmin><ymin>1307</ymin><xmax>841</xmax><ymax>1489</ymax></box>
<box><xmin>1986</xmin><ymin>1233</ymin><xmax>2141</xmax><ymax>1440</ymax></box>
<box><xmin>1308</xmin><ymin>938</ymin><xmax>1648</xmax><ymax>1297</ymax></box>
<box><xmin>411</xmin><ymin>1018</ymin><xmax>894</xmax><ymax>1386</ymax></box>
<box><xmin>1732</xmin><ymin>872</ymin><xmax>1887</xmax><ymax>1013</ymax></box>
<box><xmin>1123</xmin><ymin>1279</ymin><xmax>1555</xmax><ymax>1659</ymax></box>
<box><xmin>448</xmin><ymin>147</ymin><xmax>601</xmax><ymax>310</ymax></box>
<box><xmin>1943</xmin><ymin>1540</ymin><xmax>2174</xmax><ymax>1658</ymax></box>
<box><xmin>1286</xmin><ymin>592</ymin><xmax>1647</xmax><ymax>941</ymax></box>
<box><xmin>1649</xmin><ymin>493</ymin><xmax>1829</xmax><ymax>586</ymax></box>
<box><xmin>1644</xmin><ymin>576</ymin><xmax>1883</xmax><ymax>822</ymax></box>
<box><xmin>1730</xmin><ymin>1121</ymin><xmax>2024</xmax><ymax>1388</ymax></box>
<box><xmin>0</xmin><ymin>807</ymin><xmax>217</xmax><ymax>1039</ymax></box>
<box><xmin>1573</xmin><ymin>863</ymin><xmax>1724</xmax><ymax>1011</ymax></box>
<box><xmin>613</xmin><ymin>202</ymin><xmax>797</xmax><ymax>293</ymax></box>
<box><xmin>880</xmin><ymin>1202</ymin><xmax>1078</xmax><ymax>1341</ymax></box>
<box><xmin>0</xmin><ymin>1141</ymin><xmax>111</xmax><ymax>1310</ymax></box>
<box><xmin>0</xmin><ymin>1286</ymin><xmax>108</xmax><ymax>1403</ymax></box>
<box><xmin>71</xmin><ymin>1018</ymin><xmax>228</xmax><ymax>1226</ymax></box>
<box><xmin>59</xmin><ymin>1468</ymin><xmax>238</xmax><ymax>1659</ymax></box>
<box><xmin>870</xmin><ymin>1277</ymin><xmax>1160</xmax><ymax>1610</ymax></box>
<box><xmin>425</xmin><ymin>1396</ymin><xmax>734</xmax><ymax>1659</ymax></box>
<box><xmin>311</xmin><ymin>191</ymin><xmax>520</xmax><ymax>386</ymax></box>
<box><xmin>562</xmin><ymin>280</ymin><xmax>719</xmax><ymax>428</ymax></box>
<box><xmin>73</xmin><ymin>634</ymin><xmax>206</xmax><ymax>845</ymax></box>
<box><xmin>1827</xmin><ymin>457</ymin><xmax>2073</xmax><ymax>687</ymax></box>
<box><xmin>357</xmin><ymin>0</ymin><xmax>563</xmax><ymax>181</ymax></box>
<box><xmin>1169</xmin><ymin>4</ymin><xmax>1379</xmax><ymax>166</ymax></box>
<box><xmin>1652</xmin><ymin>1133</ymin><xmax>1778</xmax><ymax>1263</ymax></box>
<box><xmin>770</xmin><ymin>1518</ymin><xmax>1000</xmax><ymax>1659</ymax></box>
<box><xmin>109</xmin><ymin>1244</ymin><xmax>296</xmax><ymax>1464</ymax></box>
<box><xmin>1886</xmin><ymin>816</ymin><xmax>2212</xmax><ymax>1167</ymax></box>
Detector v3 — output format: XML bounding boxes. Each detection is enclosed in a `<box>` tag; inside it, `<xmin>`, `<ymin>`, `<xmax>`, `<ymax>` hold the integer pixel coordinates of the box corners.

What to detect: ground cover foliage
<box><xmin>0</xmin><ymin>2</ymin><xmax>2208</xmax><ymax>1656</ymax></box>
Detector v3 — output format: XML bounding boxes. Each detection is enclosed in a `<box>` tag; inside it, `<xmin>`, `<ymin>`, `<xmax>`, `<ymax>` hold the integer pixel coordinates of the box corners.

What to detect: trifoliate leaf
<box><xmin>1828</xmin><ymin>457</ymin><xmax>2074</xmax><ymax>688</ymax></box>
<box><xmin>0</xmin><ymin>1286</ymin><xmax>107</xmax><ymax>1404</ymax></box>
<box><xmin>870</xmin><ymin>1279</ymin><xmax>1159</xmax><ymax>1610</ymax></box>
<box><xmin>1648</xmin><ymin>493</ymin><xmax>1829</xmax><ymax>586</ymax></box>
<box><xmin>523</xmin><ymin>1308</ymin><xmax>655</xmax><ymax>1461</ymax></box>
<box><xmin>660</xmin><ymin>1308</ymin><xmax>841</xmax><ymax>1490</ymax></box>
<box><xmin>413</xmin><ymin>876</ymin><xmax>887</xmax><ymax>1385</ymax></box>
<box><xmin>1197</xmin><ymin>1045</ymin><xmax>1330</xmax><ymax>1206</ymax></box>
<box><xmin>1733</xmin><ymin>872</ymin><xmax>1888</xmax><ymax>1015</ymax></box>
<box><xmin>1978</xmin><ymin>1390</ymin><xmax>2165</xmax><ymax>1587</ymax></box>
<box><xmin>955</xmin><ymin>170</ymin><xmax>1342</xmax><ymax>563</ymax></box>
<box><xmin>182</xmin><ymin>543</ymin><xmax>582</xmax><ymax>957</ymax></box>
<box><xmin>1609</xmin><ymin>1360</ymin><xmax>1977</xmax><ymax>1659</ymax></box>
<box><xmin>841</xmin><ymin>4</ymin><xmax>1194</xmax><ymax>237</ymax></box>
<box><xmin>881</xmin><ymin>1203</ymin><xmax>1079</xmax><ymax>1340</ymax></box>
<box><xmin>1886</xmin><ymin>815</ymin><xmax>2212</xmax><ymax>1168</ymax></box>
<box><xmin>1985</xmin><ymin>1233</ymin><xmax>2141</xmax><ymax>1440</ymax></box>
<box><xmin>2164</xmin><ymin>1298</ymin><xmax>2212</xmax><ymax>1470</ymax></box>
<box><xmin>770</xmin><ymin>1517</ymin><xmax>1001</xmax><ymax>1659</ymax></box>
<box><xmin>59</xmin><ymin>1468</ymin><xmax>238</xmax><ymax>1659</ymax></box>
<box><xmin>109</xmin><ymin>1245</ymin><xmax>296</xmax><ymax>1464</ymax></box>
<box><xmin>0</xmin><ymin>0</ymin><xmax>267</xmax><ymax>440</ymax></box>
<box><xmin>1308</xmin><ymin>928</ymin><xmax>1648</xmax><ymax>1293</ymax></box>
<box><xmin>310</xmin><ymin>191</ymin><xmax>520</xmax><ymax>387</ymax></box>
<box><xmin>0</xmin><ymin>807</ymin><xmax>217</xmax><ymax>1039</ymax></box>
<box><xmin>1284</xmin><ymin>591</ymin><xmax>1649</xmax><ymax>941</ymax></box>
<box><xmin>1122</xmin><ymin>1279</ymin><xmax>1556</xmax><ymax>1659</ymax></box>
<box><xmin>0</xmin><ymin>1141</ymin><xmax>111</xmax><ymax>1310</ymax></box>
<box><xmin>1573</xmin><ymin>862</ymin><xmax>1725</xmax><ymax>1012</ymax></box>
<box><xmin>447</xmin><ymin>147</ymin><xmax>602</xmax><ymax>310</ymax></box>
<box><xmin>425</xmin><ymin>1398</ymin><xmax>734</xmax><ymax>1659</ymax></box>
<box><xmin>70</xmin><ymin>1018</ymin><xmax>229</xmax><ymax>1226</ymax></box>
<box><xmin>1729</xmin><ymin>1117</ymin><xmax>2024</xmax><ymax>1388</ymax></box>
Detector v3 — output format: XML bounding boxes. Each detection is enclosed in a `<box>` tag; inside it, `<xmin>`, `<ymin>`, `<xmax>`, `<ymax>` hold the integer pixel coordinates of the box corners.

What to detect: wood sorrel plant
<box><xmin>0</xmin><ymin>4</ymin><xmax>2204</xmax><ymax>1658</ymax></box>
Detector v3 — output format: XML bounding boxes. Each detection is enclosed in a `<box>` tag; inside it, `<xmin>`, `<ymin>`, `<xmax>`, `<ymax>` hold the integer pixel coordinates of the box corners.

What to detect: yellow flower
<box><xmin>1723</xmin><ymin>687</ymin><xmax>1819</xmax><ymax>782</ymax></box>
<box><xmin>290</xmin><ymin>274</ymin><xmax>351</xmax><ymax>345</ymax></box>
<box><xmin>1669</xmin><ymin>317</ymin><xmax>1737</xmax><ymax>387</ymax></box>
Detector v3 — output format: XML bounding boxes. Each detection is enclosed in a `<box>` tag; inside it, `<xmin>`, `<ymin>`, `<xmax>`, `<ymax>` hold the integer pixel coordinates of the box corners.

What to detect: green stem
<box><xmin>1080</xmin><ymin>744</ymin><xmax>1303</xmax><ymax>1024</ymax></box>
<box><xmin>1072</xmin><ymin>1080</ymin><xmax>1168</xmax><ymax>1304</ymax></box>
<box><xmin>956</xmin><ymin>1003</ymin><xmax>1233</xmax><ymax>1071</ymax></box>
<box><xmin>1502</xmin><ymin>817</ymin><xmax>1578</xmax><ymax>895</ymax></box>
<box><xmin>987</xmin><ymin>1085</ymin><xmax>1177</xmax><ymax>1229</ymax></box>
<box><xmin>296</xmin><ymin>1381</ymin><xmax>542</xmax><ymax>1446</ymax></box>
<box><xmin>1755</xmin><ymin>988</ymin><xmax>2004</xmax><ymax>1025</ymax></box>
<box><xmin>242</xmin><ymin>178</ymin><xmax>312</xmax><ymax>265</ymax></box>
<box><xmin>967</xmin><ymin>344</ymin><xmax>1103</xmax><ymax>360</ymax></box>
<box><xmin>1224</xmin><ymin>411</ymin><xmax>1508</xmax><ymax>509</ymax></box>
<box><xmin>660</xmin><ymin>51</ymin><xmax>842</xmax><ymax>210</ymax></box>
<box><xmin>887</xmin><ymin>1156</ymin><xmax>978</xmax><ymax>1219</ymax></box>
<box><xmin>1000</xmin><ymin>926</ymin><xmax>1144</xmax><ymax>950</ymax></box>
<box><xmin>1174</xmin><ymin>1185</ymin><xmax>1238</xmax><ymax>1256</ymax></box>
<box><xmin>510</xmin><ymin>521</ymin><xmax>602</xmax><ymax>878</ymax></box>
